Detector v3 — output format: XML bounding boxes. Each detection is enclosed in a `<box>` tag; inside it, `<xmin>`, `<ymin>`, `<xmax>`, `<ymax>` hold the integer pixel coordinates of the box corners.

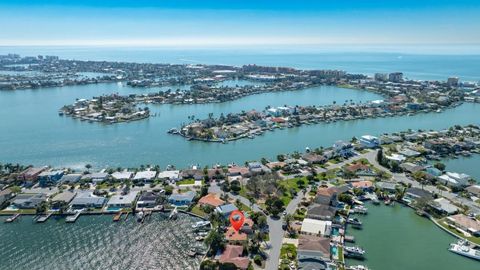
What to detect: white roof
<box><xmin>133</xmin><ymin>170</ymin><xmax>157</xmax><ymax>180</ymax></box>
<box><xmin>432</xmin><ymin>198</ymin><xmax>459</xmax><ymax>214</ymax></box>
<box><xmin>385</xmin><ymin>154</ymin><xmax>406</xmax><ymax>162</ymax></box>
<box><xmin>361</xmin><ymin>135</ymin><xmax>378</xmax><ymax>141</ymax></box>
<box><xmin>157</xmin><ymin>170</ymin><xmax>180</xmax><ymax>179</ymax></box>
<box><xmin>111</xmin><ymin>171</ymin><xmax>133</xmax><ymax>180</ymax></box>
<box><xmin>300</xmin><ymin>218</ymin><xmax>332</xmax><ymax>235</ymax></box>
<box><xmin>107</xmin><ymin>191</ymin><xmax>139</xmax><ymax>205</ymax></box>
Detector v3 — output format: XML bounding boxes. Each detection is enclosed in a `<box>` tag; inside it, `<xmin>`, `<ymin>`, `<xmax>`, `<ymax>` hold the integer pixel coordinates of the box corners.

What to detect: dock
<box><xmin>5</xmin><ymin>213</ymin><xmax>20</xmax><ymax>223</ymax></box>
<box><xmin>36</xmin><ymin>213</ymin><xmax>52</xmax><ymax>223</ymax></box>
<box><xmin>345</xmin><ymin>235</ymin><xmax>356</xmax><ymax>243</ymax></box>
<box><xmin>113</xmin><ymin>212</ymin><xmax>123</xmax><ymax>222</ymax></box>
<box><xmin>169</xmin><ymin>206</ymin><xmax>178</xmax><ymax>220</ymax></box>
<box><xmin>66</xmin><ymin>211</ymin><xmax>82</xmax><ymax>223</ymax></box>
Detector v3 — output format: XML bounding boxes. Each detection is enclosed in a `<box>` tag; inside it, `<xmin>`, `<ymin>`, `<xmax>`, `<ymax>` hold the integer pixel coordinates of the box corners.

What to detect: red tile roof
<box><xmin>198</xmin><ymin>193</ymin><xmax>225</xmax><ymax>207</ymax></box>
<box><xmin>219</xmin><ymin>245</ymin><xmax>250</xmax><ymax>270</ymax></box>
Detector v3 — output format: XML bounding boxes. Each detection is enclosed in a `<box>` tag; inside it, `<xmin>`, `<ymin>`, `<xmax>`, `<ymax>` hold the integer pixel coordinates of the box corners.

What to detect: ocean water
<box><xmin>0</xmin><ymin>213</ymin><xmax>206</xmax><ymax>270</ymax></box>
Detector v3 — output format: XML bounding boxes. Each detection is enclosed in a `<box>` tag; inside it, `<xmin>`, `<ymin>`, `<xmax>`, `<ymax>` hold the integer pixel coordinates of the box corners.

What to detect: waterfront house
<box><xmin>344</xmin><ymin>162</ymin><xmax>374</xmax><ymax>176</ymax></box>
<box><xmin>69</xmin><ymin>192</ymin><xmax>107</xmax><ymax>209</ymax></box>
<box><xmin>300</xmin><ymin>218</ymin><xmax>332</xmax><ymax>237</ymax></box>
<box><xmin>429</xmin><ymin>198</ymin><xmax>459</xmax><ymax>215</ymax></box>
<box><xmin>51</xmin><ymin>191</ymin><xmax>76</xmax><ymax>209</ymax></box>
<box><xmin>228</xmin><ymin>166</ymin><xmax>250</xmax><ymax>177</ymax></box>
<box><xmin>82</xmin><ymin>172</ymin><xmax>109</xmax><ymax>183</ymax></box>
<box><xmin>302</xmin><ymin>153</ymin><xmax>327</xmax><ymax>164</ymax></box>
<box><xmin>376</xmin><ymin>181</ymin><xmax>397</xmax><ymax>193</ymax></box>
<box><xmin>465</xmin><ymin>185</ymin><xmax>480</xmax><ymax>197</ymax></box>
<box><xmin>0</xmin><ymin>188</ymin><xmax>14</xmax><ymax>205</ymax></box>
<box><xmin>111</xmin><ymin>171</ymin><xmax>133</xmax><ymax>180</ymax></box>
<box><xmin>180</xmin><ymin>169</ymin><xmax>204</xmax><ymax>181</ymax></box>
<box><xmin>206</xmin><ymin>168</ymin><xmax>226</xmax><ymax>181</ymax></box>
<box><xmin>18</xmin><ymin>167</ymin><xmax>47</xmax><ymax>186</ymax></box>
<box><xmin>168</xmin><ymin>191</ymin><xmax>196</xmax><ymax>207</ymax></box>
<box><xmin>350</xmin><ymin>180</ymin><xmax>374</xmax><ymax>191</ymax></box>
<box><xmin>198</xmin><ymin>193</ymin><xmax>225</xmax><ymax>208</ymax></box>
<box><xmin>136</xmin><ymin>191</ymin><xmax>161</xmax><ymax>208</ymax></box>
<box><xmin>247</xmin><ymin>162</ymin><xmax>271</xmax><ymax>175</ymax></box>
<box><xmin>59</xmin><ymin>173</ymin><xmax>82</xmax><ymax>184</ymax></box>
<box><xmin>306</xmin><ymin>204</ymin><xmax>337</xmax><ymax>221</ymax></box>
<box><xmin>38</xmin><ymin>170</ymin><xmax>64</xmax><ymax>187</ymax></box>
<box><xmin>265</xmin><ymin>161</ymin><xmax>287</xmax><ymax>170</ymax></box>
<box><xmin>215</xmin><ymin>203</ymin><xmax>238</xmax><ymax>217</ymax></box>
<box><xmin>425</xmin><ymin>167</ymin><xmax>443</xmax><ymax>178</ymax></box>
<box><xmin>133</xmin><ymin>170</ymin><xmax>157</xmax><ymax>183</ymax></box>
<box><xmin>157</xmin><ymin>170</ymin><xmax>180</xmax><ymax>182</ymax></box>
<box><xmin>315</xmin><ymin>188</ymin><xmax>338</xmax><ymax>206</ymax></box>
<box><xmin>446</xmin><ymin>214</ymin><xmax>480</xmax><ymax>237</ymax></box>
<box><xmin>297</xmin><ymin>235</ymin><xmax>332</xmax><ymax>270</ymax></box>
<box><xmin>333</xmin><ymin>140</ymin><xmax>355</xmax><ymax>158</ymax></box>
<box><xmin>12</xmin><ymin>193</ymin><xmax>47</xmax><ymax>209</ymax></box>
<box><xmin>438</xmin><ymin>172</ymin><xmax>471</xmax><ymax>187</ymax></box>
<box><xmin>385</xmin><ymin>153</ymin><xmax>406</xmax><ymax>164</ymax></box>
<box><xmin>398</xmin><ymin>148</ymin><xmax>421</xmax><ymax>158</ymax></box>
<box><xmin>218</xmin><ymin>245</ymin><xmax>250</xmax><ymax>270</ymax></box>
<box><xmin>403</xmin><ymin>187</ymin><xmax>433</xmax><ymax>204</ymax></box>
<box><xmin>359</xmin><ymin>135</ymin><xmax>380</xmax><ymax>148</ymax></box>
<box><xmin>107</xmin><ymin>191</ymin><xmax>139</xmax><ymax>210</ymax></box>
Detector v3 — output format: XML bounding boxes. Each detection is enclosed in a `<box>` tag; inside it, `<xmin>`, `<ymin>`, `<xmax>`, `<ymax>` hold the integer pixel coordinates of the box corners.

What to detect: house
<box><xmin>345</xmin><ymin>162</ymin><xmax>374</xmax><ymax>176</ymax></box>
<box><xmin>429</xmin><ymin>198</ymin><xmax>459</xmax><ymax>215</ymax></box>
<box><xmin>168</xmin><ymin>191</ymin><xmax>196</xmax><ymax>207</ymax></box>
<box><xmin>359</xmin><ymin>135</ymin><xmax>380</xmax><ymax>148</ymax></box>
<box><xmin>157</xmin><ymin>170</ymin><xmax>180</xmax><ymax>181</ymax></box>
<box><xmin>265</xmin><ymin>161</ymin><xmax>287</xmax><ymax>170</ymax></box>
<box><xmin>0</xmin><ymin>188</ymin><xmax>14</xmax><ymax>205</ymax></box>
<box><xmin>385</xmin><ymin>153</ymin><xmax>406</xmax><ymax>164</ymax></box>
<box><xmin>198</xmin><ymin>193</ymin><xmax>225</xmax><ymax>208</ymax></box>
<box><xmin>351</xmin><ymin>180</ymin><xmax>374</xmax><ymax>191</ymax></box>
<box><xmin>111</xmin><ymin>171</ymin><xmax>133</xmax><ymax>180</ymax></box>
<box><xmin>438</xmin><ymin>172</ymin><xmax>472</xmax><ymax>187</ymax></box>
<box><xmin>400</xmin><ymin>162</ymin><xmax>424</xmax><ymax>174</ymax></box>
<box><xmin>216</xmin><ymin>203</ymin><xmax>238</xmax><ymax>217</ymax></box>
<box><xmin>315</xmin><ymin>188</ymin><xmax>338</xmax><ymax>206</ymax></box>
<box><xmin>51</xmin><ymin>191</ymin><xmax>76</xmax><ymax>208</ymax></box>
<box><xmin>446</xmin><ymin>214</ymin><xmax>480</xmax><ymax>237</ymax></box>
<box><xmin>465</xmin><ymin>185</ymin><xmax>480</xmax><ymax>197</ymax></box>
<box><xmin>19</xmin><ymin>167</ymin><xmax>47</xmax><ymax>185</ymax></box>
<box><xmin>38</xmin><ymin>170</ymin><xmax>64</xmax><ymax>187</ymax></box>
<box><xmin>107</xmin><ymin>191</ymin><xmax>139</xmax><ymax>209</ymax></box>
<box><xmin>133</xmin><ymin>170</ymin><xmax>157</xmax><ymax>183</ymax></box>
<box><xmin>225</xmin><ymin>226</ymin><xmax>248</xmax><ymax>243</ymax></box>
<box><xmin>70</xmin><ymin>192</ymin><xmax>107</xmax><ymax>209</ymax></box>
<box><xmin>425</xmin><ymin>167</ymin><xmax>442</xmax><ymax>177</ymax></box>
<box><xmin>136</xmin><ymin>191</ymin><xmax>160</xmax><ymax>208</ymax></box>
<box><xmin>333</xmin><ymin>140</ymin><xmax>355</xmax><ymax>158</ymax></box>
<box><xmin>218</xmin><ymin>245</ymin><xmax>250</xmax><ymax>270</ymax></box>
<box><xmin>59</xmin><ymin>174</ymin><xmax>82</xmax><ymax>184</ymax></box>
<box><xmin>306</xmin><ymin>205</ymin><xmax>337</xmax><ymax>221</ymax></box>
<box><xmin>82</xmin><ymin>172</ymin><xmax>109</xmax><ymax>183</ymax></box>
<box><xmin>228</xmin><ymin>166</ymin><xmax>250</xmax><ymax>177</ymax></box>
<box><xmin>302</xmin><ymin>153</ymin><xmax>327</xmax><ymax>164</ymax></box>
<box><xmin>247</xmin><ymin>162</ymin><xmax>271</xmax><ymax>175</ymax></box>
<box><xmin>376</xmin><ymin>182</ymin><xmax>397</xmax><ymax>193</ymax></box>
<box><xmin>300</xmin><ymin>218</ymin><xmax>332</xmax><ymax>237</ymax></box>
<box><xmin>403</xmin><ymin>187</ymin><xmax>433</xmax><ymax>204</ymax></box>
<box><xmin>297</xmin><ymin>235</ymin><xmax>332</xmax><ymax>270</ymax></box>
<box><xmin>12</xmin><ymin>193</ymin><xmax>47</xmax><ymax>209</ymax></box>
<box><xmin>180</xmin><ymin>169</ymin><xmax>204</xmax><ymax>181</ymax></box>
<box><xmin>206</xmin><ymin>168</ymin><xmax>226</xmax><ymax>180</ymax></box>
<box><xmin>399</xmin><ymin>148</ymin><xmax>421</xmax><ymax>158</ymax></box>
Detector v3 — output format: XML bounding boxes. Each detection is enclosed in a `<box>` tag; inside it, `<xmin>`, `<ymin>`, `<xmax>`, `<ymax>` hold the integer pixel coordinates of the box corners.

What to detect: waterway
<box><xmin>439</xmin><ymin>154</ymin><xmax>480</xmax><ymax>181</ymax></box>
<box><xmin>0</xmin><ymin>213</ymin><xmax>206</xmax><ymax>270</ymax></box>
<box><xmin>345</xmin><ymin>203</ymin><xmax>479</xmax><ymax>270</ymax></box>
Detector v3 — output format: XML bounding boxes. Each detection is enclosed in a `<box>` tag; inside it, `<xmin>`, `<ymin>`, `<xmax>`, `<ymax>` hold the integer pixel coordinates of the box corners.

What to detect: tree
<box><xmin>296</xmin><ymin>178</ymin><xmax>306</xmax><ymax>189</ymax></box>
<box><xmin>265</xmin><ymin>196</ymin><xmax>284</xmax><ymax>216</ymax></box>
<box><xmin>434</xmin><ymin>162</ymin><xmax>446</xmax><ymax>171</ymax></box>
<box><xmin>205</xmin><ymin>230</ymin><xmax>226</xmax><ymax>256</ymax></box>
<box><xmin>200</xmin><ymin>260</ymin><xmax>217</xmax><ymax>270</ymax></box>
<box><xmin>338</xmin><ymin>193</ymin><xmax>353</xmax><ymax>204</ymax></box>
<box><xmin>85</xmin><ymin>164</ymin><xmax>92</xmax><ymax>171</ymax></box>
<box><xmin>230</xmin><ymin>180</ymin><xmax>241</xmax><ymax>194</ymax></box>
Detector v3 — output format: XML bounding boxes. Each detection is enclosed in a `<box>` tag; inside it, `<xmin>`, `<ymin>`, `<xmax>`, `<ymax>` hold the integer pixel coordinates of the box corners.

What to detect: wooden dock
<box><xmin>113</xmin><ymin>212</ymin><xmax>123</xmax><ymax>222</ymax></box>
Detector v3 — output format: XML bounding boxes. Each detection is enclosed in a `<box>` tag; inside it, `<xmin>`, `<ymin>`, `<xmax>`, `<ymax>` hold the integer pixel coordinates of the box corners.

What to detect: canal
<box><xmin>345</xmin><ymin>203</ymin><xmax>479</xmax><ymax>270</ymax></box>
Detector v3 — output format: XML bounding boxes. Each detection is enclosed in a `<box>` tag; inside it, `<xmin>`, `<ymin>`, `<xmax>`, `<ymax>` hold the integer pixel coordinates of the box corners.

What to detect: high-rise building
<box><xmin>388</xmin><ymin>72</ymin><xmax>403</xmax><ymax>82</ymax></box>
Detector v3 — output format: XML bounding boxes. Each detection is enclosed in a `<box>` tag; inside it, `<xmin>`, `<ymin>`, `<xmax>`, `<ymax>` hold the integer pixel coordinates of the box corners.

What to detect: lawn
<box><xmin>278</xmin><ymin>177</ymin><xmax>307</xmax><ymax>206</ymax></box>
<box><xmin>176</xmin><ymin>179</ymin><xmax>195</xmax><ymax>185</ymax></box>
<box><xmin>235</xmin><ymin>200</ymin><xmax>252</xmax><ymax>213</ymax></box>
<box><xmin>190</xmin><ymin>205</ymin><xmax>208</xmax><ymax>218</ymax></box>
<box><xmin>436</xmin><ymin>218</ymin><xmax>480</xmax><ymax>245</ymax></box>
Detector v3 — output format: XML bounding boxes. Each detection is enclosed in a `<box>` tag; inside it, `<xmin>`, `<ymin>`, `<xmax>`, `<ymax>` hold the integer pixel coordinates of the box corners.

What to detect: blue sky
<box><xmin>1</xmin><ymin>1</ymin><xmax>479</xmax><ymax>49</ymax></box>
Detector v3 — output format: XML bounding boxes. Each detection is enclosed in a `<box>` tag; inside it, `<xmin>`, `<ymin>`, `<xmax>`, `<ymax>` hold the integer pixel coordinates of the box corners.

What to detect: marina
<box><xmin>345</xmin><ymin>202</ymin><xmax>480</xmax><ymax>270</ymax></box>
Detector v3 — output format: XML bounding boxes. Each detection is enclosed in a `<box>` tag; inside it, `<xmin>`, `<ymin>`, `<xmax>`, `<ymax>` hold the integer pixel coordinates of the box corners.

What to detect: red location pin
<box><xmin>229</xmin><ymin>210</ymin><xmax>245</xmax><ymax>231</ymax></box>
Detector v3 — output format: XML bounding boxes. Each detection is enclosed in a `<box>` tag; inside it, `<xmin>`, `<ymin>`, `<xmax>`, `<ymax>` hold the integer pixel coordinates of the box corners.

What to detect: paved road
<box><xmin>208</xmin><ymin>181</ymin><xmax>308</xmax><ymax>270</ymax></box>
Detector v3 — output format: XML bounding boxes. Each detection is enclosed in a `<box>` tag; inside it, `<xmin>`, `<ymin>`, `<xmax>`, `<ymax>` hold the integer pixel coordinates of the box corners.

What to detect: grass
<box><xmin>235</xmin><ymin>200</ymin><xmax>252</xmax><ymax>213</ymax></box>
<box><xmin>278</xmin><ymin>177</ymin><xmax>307</xmax><ymax>206</ymax></box>
<box><xmin>280</xmin><ymin>243</ymin><xmax>297</xmax><ymax>259</ymax></box>
<box><xmin>176</xmin><ymin>179</ymin><xmax>195</xmax><ymax>185</ymax></box>
<box><xmin>190</xmin><ymin>205</ymin><xmax>208</xmax><ymax>218</ymax></box>
<box><xmin>436</xmin><ymin>218</ymin><xmax>480</xmax><ymax>245</ymax></box>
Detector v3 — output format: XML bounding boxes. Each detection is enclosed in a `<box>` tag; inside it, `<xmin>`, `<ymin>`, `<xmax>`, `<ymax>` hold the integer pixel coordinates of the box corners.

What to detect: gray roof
<box><xmin>51</xmin><ymin>191</ymin><xmax>76</xmax><ymax>203</ymax></box>
<box><xmin>70</xmin><ymin>193</ymin><xmax>106</xmax><ymax>206</ymax></box>
<box><xmin>216</xmin><ymin>203</ymin><xmax>238</xmax><ymax>214</ymax></box>
<box><xmin>60</xmin><ymin>174</ymin><xmax>82</xmax><ymax>183</ymax></box>
<box><xmin>168</xmin><ymin>191</ymin><xmax>196</xmax><ymax>202</ymax></box>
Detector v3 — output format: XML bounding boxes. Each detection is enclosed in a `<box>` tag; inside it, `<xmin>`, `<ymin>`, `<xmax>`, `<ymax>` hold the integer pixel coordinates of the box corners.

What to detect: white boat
<box><xmin>345</xmin><ymin>246</ymin><xmax>366</xmax><ymax>259</ymax></box>
<box><xmin>353</xmin><ymin>205</ymin><xmax>368</xmax><ymax>214</ymax></box>
<box><xmin>449</xmin><ymin>241</ymin><xmax>480</xmax><ymax>261</ymax></box>
<box><xmin>348</xmin><ymin>265</ymin><xmax>370</xmax><ymax>270</ymax></box>
<box><xmin>136</xmin><ymin>211</ymin><xmax>144</xmax><ymax>222</ymax></box>
<box><xmin>192</xmin><ymin>220</ymin><xmax>210</xmax><ymax>229</ymax></box>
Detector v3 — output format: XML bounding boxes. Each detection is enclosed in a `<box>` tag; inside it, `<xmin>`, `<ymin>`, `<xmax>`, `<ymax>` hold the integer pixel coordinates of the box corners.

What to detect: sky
<box><xmin>0</xmin><ymin>0</ymin><xmax>479</xmax><ymax>50</ymax></box>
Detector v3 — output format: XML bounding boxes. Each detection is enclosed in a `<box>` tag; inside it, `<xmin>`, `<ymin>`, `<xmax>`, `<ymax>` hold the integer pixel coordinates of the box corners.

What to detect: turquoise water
<box><xmin>346</xmin><ymin>203</ymin><xmax>479</xmax><ymax>270</ymax></box>
<box><xmin>1</xmin><ymin>47</ymin><xmax>480</xmax><ymax>81</ymax></box>
<box><xmin>0</xmin><ymin>213</ymin><xmax>205</xmax><ymax>270</ymax></box>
